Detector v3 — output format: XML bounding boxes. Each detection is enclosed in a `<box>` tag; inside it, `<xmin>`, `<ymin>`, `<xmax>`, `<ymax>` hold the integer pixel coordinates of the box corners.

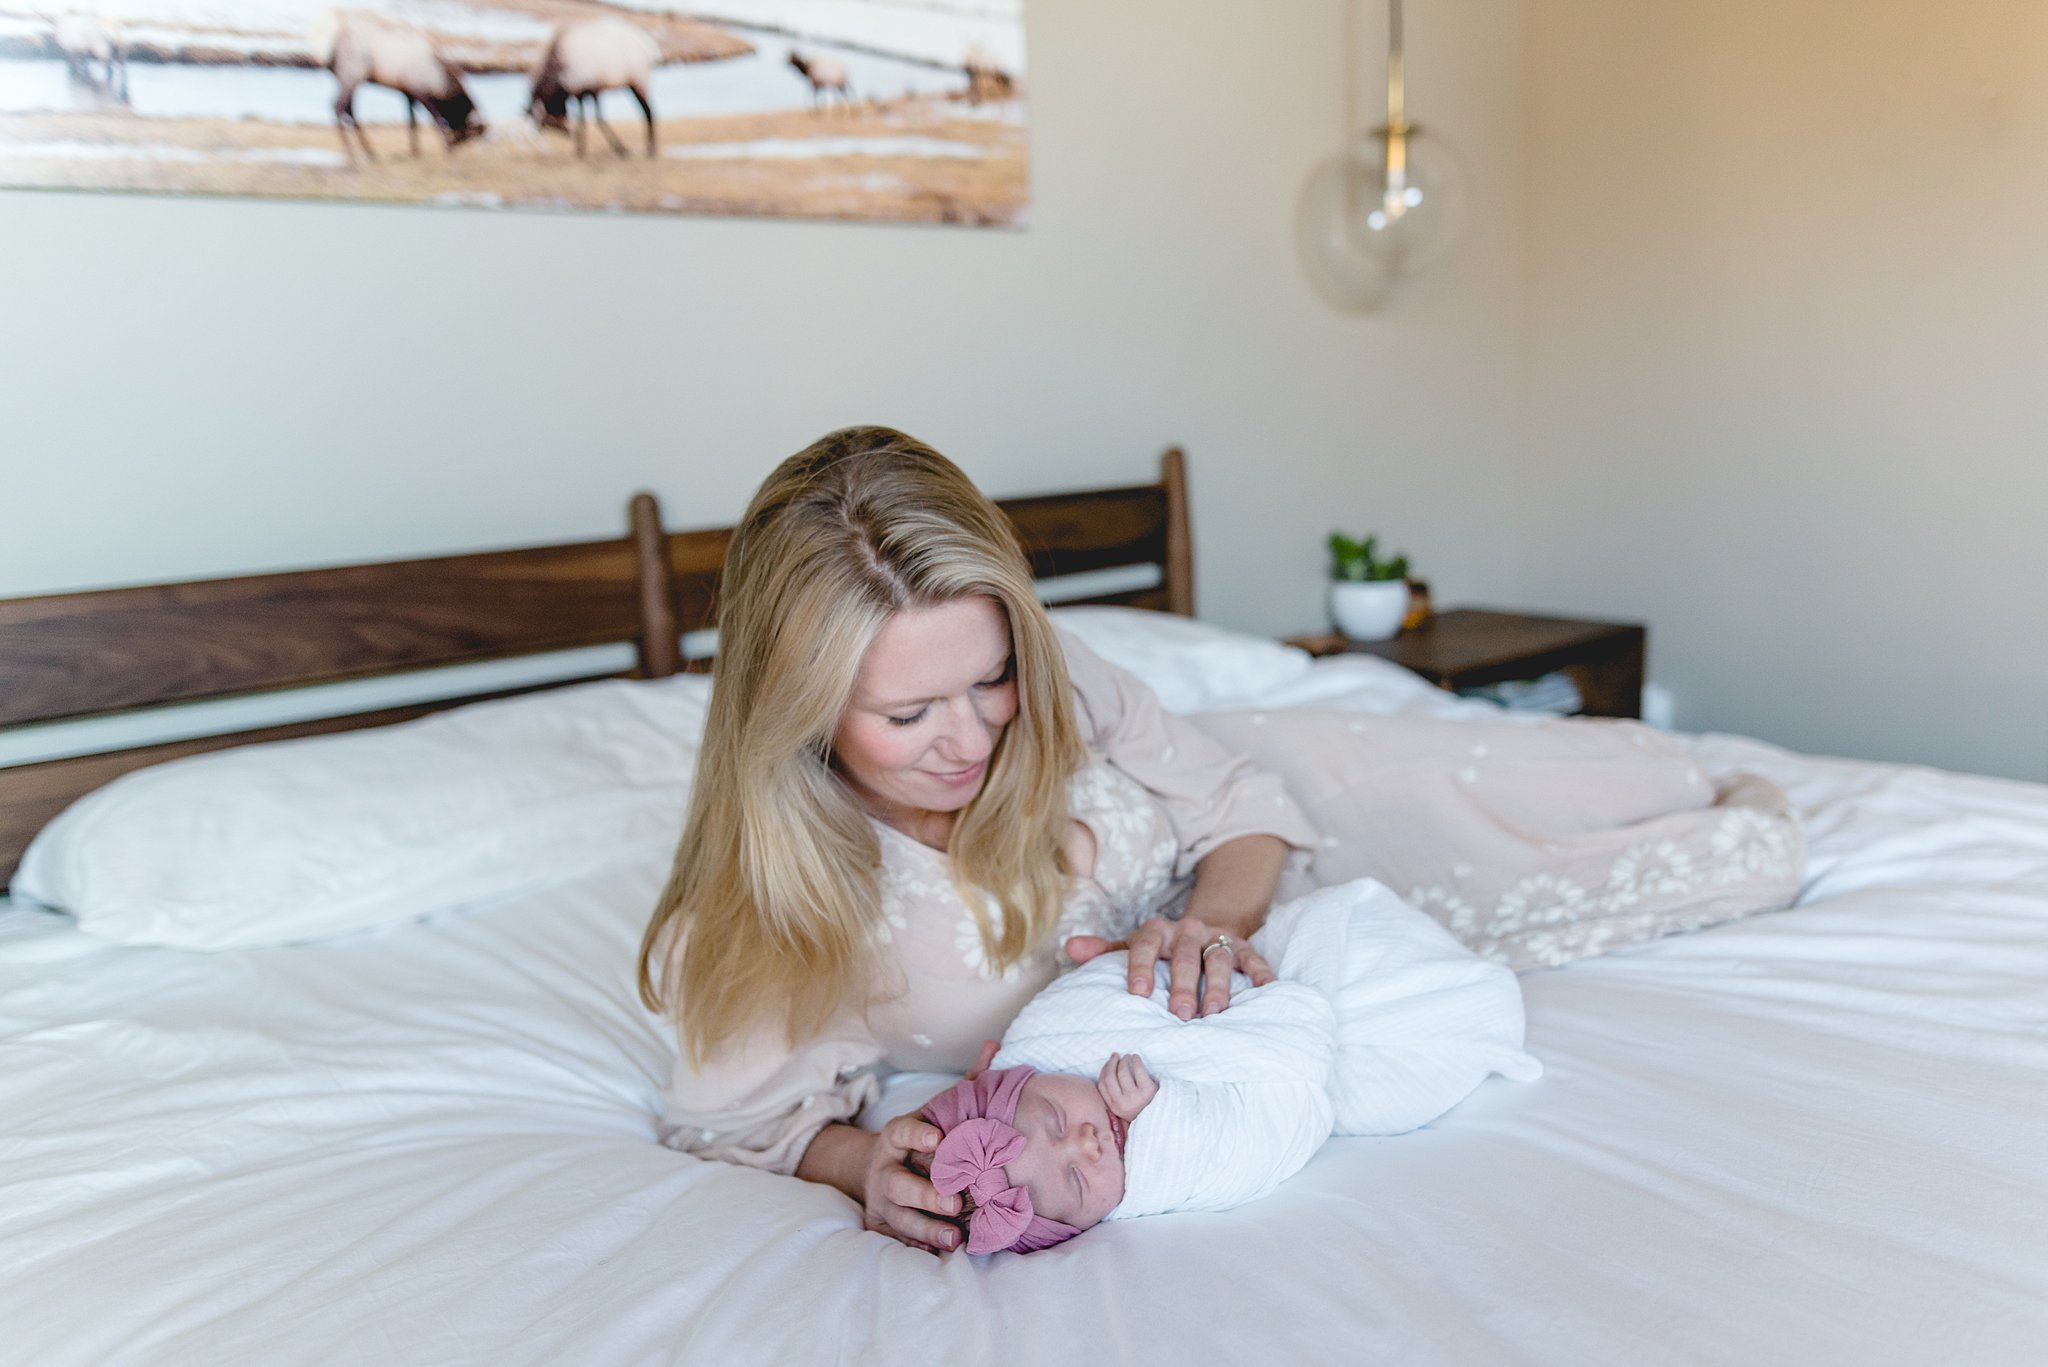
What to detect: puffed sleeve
<box><xmin>657</xmin><ymin>1011</ymin><xmax>885</xmax><ymax>1176</ymax></box>
<box><xmin>1058</xmin><ymin>626</ymin><xmax>1319</xmax><ymax>877</ymax></box>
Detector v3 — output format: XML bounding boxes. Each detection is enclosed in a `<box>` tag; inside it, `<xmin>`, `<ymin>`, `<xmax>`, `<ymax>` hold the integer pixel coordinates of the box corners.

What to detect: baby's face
<box><xmin>1004</xmin><ymin>1071</ymin><xmax>1127</xmax><ymax>1231</ymax></box>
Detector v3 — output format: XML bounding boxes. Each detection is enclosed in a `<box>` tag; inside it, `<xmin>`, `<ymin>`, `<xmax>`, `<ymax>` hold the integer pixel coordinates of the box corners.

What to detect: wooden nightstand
<box><xmin>1288</xmin><ymin>609</ymin><xmax>1647</xmax><ymax>719</ymax></box>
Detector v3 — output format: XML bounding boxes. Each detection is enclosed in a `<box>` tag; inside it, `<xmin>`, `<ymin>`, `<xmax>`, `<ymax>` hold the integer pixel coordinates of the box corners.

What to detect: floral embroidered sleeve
<box><xmin>1057</xmin><ymin>627</ymin><xmax>1320</xmax><ymax>878</ymax></box>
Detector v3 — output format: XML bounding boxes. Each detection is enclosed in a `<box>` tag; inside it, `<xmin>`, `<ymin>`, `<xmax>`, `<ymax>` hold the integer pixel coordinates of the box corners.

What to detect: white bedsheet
<box><xmin>4</xmin><ymin>670</ymin><xmax>2047</xmax><ymax>1366</ymax></box>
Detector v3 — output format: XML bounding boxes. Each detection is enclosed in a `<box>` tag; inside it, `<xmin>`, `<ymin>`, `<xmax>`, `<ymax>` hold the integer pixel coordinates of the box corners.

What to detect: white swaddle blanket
<box><xmin>993</xmin><ymin>878</ymin><xmax>1543</xmax><ymax>1219</ymax></box>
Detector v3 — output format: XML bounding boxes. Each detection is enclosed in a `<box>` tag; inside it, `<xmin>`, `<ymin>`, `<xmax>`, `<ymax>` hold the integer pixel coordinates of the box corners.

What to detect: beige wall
<box><xmin>0</xmin><ymin>0</ymin><xmax>1524</xmax><ymax>654</ymax></box>
<box><xmin>1518</xmin><ymin>0</ymin><xmax>2048</xmax><ymax>779</ymax></box>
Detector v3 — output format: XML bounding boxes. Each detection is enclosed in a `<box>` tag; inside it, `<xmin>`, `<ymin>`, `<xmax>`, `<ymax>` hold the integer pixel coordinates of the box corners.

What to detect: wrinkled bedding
<box><xmin>3</xmin><ymin>663</ymin><xmax>2046</xmax><ymax>1366</ymax></box>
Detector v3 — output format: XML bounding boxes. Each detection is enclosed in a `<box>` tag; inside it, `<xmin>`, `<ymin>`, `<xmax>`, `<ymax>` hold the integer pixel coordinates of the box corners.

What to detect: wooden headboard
<box><xmin>0</xmin><ymin>449</ymin><xmax>1191</xmax><ymax>885</ymax></box>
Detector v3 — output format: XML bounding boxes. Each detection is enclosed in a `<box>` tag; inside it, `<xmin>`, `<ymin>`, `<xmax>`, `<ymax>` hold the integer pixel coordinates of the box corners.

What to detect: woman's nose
<box><xmin>936</xmin><ymin>700</ymin><xmax>996</xmax><ymax>763</ymax></box>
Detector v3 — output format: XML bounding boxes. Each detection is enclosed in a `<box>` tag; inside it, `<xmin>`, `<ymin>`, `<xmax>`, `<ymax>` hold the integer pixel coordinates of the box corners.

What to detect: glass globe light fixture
<box><xmin>1298</xmin><ymin>0</ymin><xmax>1464</xmax><ymax>312</ymax></box>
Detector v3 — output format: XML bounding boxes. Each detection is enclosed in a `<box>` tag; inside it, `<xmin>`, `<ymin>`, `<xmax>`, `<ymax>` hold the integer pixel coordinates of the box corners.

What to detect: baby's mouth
<box><xmin>1108</xmin><ymin>1110</ymin><xmax>1128</xmax><ymax>1155</ymax></box>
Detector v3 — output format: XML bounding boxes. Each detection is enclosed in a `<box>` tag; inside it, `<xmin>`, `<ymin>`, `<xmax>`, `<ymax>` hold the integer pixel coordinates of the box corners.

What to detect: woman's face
<box><xmin>833</xmin><ymin>595</ymin><xmax>1019</xmax><ymax>826</ymax></box>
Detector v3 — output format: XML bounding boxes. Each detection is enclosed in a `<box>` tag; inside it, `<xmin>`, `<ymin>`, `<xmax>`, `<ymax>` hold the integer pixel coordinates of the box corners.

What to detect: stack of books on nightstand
<box><xmin>1458</xmin><ymin>672</ymin><xmax>1584</xmax><ymax>715</ymax></box>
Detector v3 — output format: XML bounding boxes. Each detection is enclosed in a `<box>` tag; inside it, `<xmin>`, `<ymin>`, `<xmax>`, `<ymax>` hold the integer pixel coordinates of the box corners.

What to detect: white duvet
<box><xmin>995</xmin><ymin>878</ymin><xmax>1540</xmax><ymax>1219</ymax></box>
<box><xmin>4</xmin><ymin>658</ymin><xmax>2047</xmax><ymax>1366</ymax></box>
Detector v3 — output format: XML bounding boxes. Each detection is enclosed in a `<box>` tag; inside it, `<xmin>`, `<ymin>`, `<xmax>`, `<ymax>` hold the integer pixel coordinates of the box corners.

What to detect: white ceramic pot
<box><xmin>1329</xmin><ymin>579</ymin><xmax>1411</xmax><ymax>641</ymax></box>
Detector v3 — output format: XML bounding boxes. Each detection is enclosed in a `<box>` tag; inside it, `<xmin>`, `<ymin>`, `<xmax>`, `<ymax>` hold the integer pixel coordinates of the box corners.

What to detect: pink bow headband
<box><xmin>922</xmin><ymin>1066</ymin><xmax>1081</xmax><ymax>1256</ymax></box>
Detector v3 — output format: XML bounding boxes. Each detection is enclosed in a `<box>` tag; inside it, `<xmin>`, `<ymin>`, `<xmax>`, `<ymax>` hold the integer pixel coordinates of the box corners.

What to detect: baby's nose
<box><xmin>1075</xmin><ymin>1122</ymin><xmax>1102</xmax><ymax>1163</ymax></box>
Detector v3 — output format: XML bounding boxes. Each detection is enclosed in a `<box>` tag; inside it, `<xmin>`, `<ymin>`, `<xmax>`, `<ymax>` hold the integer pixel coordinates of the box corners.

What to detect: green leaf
<box><xmin>1328</xmin><ymin>531</ymin><xmax>1366</xmax><ymax>580</ymax></box>
<box><xmin>1328</xmin><ymin>530</ymin><xmax>1415</xmax><ymax>582</ymax></box>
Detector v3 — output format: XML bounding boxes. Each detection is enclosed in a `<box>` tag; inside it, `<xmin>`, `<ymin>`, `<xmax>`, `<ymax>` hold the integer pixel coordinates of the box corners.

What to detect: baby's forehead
<box><xmin>1022</xmin><ymin>1069</ymin><xmax>1098</xmax><ymax>1105</ymax></box>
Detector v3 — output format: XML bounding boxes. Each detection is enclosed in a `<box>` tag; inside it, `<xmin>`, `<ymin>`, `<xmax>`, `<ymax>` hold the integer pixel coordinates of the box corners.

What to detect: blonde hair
<box><xmin>638</xmin><ymin>427</ymin><xmax>1085</xmax><ymax>1064</ymax></box>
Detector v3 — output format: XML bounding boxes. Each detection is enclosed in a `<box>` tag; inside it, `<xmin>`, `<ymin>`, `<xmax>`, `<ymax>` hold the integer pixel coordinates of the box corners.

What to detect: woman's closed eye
<box><xmin>886</xmin><ymin>662</ymin><xmax>1009</xmax><ymax>727</ymax></box>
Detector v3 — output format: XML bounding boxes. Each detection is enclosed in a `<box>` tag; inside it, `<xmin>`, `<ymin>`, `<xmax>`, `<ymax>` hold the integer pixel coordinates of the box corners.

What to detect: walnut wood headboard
<box><xmin>0</xmin><ymin>449</ymin><xmax>1191</xmax><ymax>886</ymax></box>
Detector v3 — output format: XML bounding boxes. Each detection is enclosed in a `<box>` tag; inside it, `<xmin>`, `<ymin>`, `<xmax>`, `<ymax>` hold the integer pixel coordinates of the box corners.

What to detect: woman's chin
<box><xmin>922</xmin><ymin>785</ymin><xmax>984</xmax><ymax>813</ymax></box>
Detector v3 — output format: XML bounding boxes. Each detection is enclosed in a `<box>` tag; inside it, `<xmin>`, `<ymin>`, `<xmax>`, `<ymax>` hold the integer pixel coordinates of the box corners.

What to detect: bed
<box><xmin>3</xmin><ymin>453</ymin><xmax>2044</xmax><ymax>1366</ymax></box>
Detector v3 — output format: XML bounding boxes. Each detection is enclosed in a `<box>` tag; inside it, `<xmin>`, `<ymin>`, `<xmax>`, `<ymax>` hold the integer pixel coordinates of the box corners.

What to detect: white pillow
<box><xmin>13</xmin><ymin>675</ymin><xmax>711</xmax><ymax>950</ymax></box>
<box><xmin>1048</xmin><ymin>607</ymin><xmax>1313</xmax><ymax>713</ymax></box>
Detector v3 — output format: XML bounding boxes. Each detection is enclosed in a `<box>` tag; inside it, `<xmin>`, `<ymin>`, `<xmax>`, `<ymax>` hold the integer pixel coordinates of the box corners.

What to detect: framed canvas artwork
<box><xmin>0</xmin><ymin>1</ymin><xmax>1028</xmax><ymax>224</ymax></box>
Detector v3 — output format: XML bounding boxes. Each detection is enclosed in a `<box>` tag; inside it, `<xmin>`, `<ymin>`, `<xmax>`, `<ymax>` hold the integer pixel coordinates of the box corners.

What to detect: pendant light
<box><xmin>1298</xmin><ymin>0</ymin><xmax>1464</xmax><ymax>311</ymax></box>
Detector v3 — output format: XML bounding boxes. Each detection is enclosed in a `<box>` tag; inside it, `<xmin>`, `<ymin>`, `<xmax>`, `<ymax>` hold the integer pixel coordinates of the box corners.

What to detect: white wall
<box><xmin>1</xmin><ymin>0</ymin><xmax>1526</xmax><ymax>654</ymax></box>
<box><xmin>1518</xmin><ymin>0</ymin><xmax>2048</xmax><ymax>780</ymax></box>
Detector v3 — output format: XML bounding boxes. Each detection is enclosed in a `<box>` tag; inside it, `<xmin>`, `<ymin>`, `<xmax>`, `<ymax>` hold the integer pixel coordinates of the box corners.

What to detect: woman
<box><xmin>638</xmin><ymin>426</ymin><xmax>1317</xmax><ymax>1253</ymax></box>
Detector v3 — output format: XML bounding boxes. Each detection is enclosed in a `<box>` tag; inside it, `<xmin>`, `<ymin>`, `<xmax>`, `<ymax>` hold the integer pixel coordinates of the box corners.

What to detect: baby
<box><xmin>921</xmin><ymin>876</ymin><xmax>1543</xmax><ymax>1255</ymax></box>
<box><xmin>918</xmin><ymin>1056</ymin><xmax>1156</xmax><ymax>1254</ymax></box>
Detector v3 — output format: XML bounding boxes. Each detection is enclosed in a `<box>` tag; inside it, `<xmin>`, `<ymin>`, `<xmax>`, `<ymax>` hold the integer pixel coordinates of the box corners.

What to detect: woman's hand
<box><xmin>1065</xmin><ymin>834</ymin><xmax>1287</xmax><ymax>1018</ymax></box>
<box><xmin>858</xmin><ymin>1113</ymin><xmax>966</xmax><ymax>1254</ymax></box>
<box><xmin>801</xmin><ymin>1109</ymin><xmax>969</xmax><ymax>1256</ymax></box>
<box><xmin>1065</xmin><ymin>912</ymin><xmax>1274</xmax><ymax>1020</ymax></box>
<box><xmin>847</xmin><ymin>1040</ymin><xmax>1004</xmax><ymax>1254</ymax></box>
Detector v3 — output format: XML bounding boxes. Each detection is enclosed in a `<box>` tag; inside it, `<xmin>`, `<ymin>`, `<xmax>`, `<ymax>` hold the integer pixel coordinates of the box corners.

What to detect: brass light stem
<box><xmin>1384</xmin><ymin>0</ymin><xmax>1409</xmax><ymax>207</ymax></box>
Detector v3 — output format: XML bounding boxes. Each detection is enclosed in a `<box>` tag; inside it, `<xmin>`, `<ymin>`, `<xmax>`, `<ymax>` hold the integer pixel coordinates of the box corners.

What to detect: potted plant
<box><xmin>1327</xmin><ymin>532</ymin><xmax>1412</xmax><ymax>640</ymax></box>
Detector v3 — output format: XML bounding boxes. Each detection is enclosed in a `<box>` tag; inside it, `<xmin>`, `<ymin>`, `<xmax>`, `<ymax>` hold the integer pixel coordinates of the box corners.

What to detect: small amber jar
<box><xmin>1401</xmin><ymin>579</ymin><xmax>1433</xmax><ymax>630</ymax></box>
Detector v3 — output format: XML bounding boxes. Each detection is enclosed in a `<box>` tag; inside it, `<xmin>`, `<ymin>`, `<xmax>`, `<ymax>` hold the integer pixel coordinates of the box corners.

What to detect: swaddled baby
<box><xmin>921</xmin><ymin>877</ymin><xmax>1543</xmax><ymax>1255</ymax></box>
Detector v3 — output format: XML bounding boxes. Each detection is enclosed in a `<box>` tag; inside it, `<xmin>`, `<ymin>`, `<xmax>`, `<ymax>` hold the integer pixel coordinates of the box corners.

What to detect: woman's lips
<box><xmin>930</xmin><ymin>760</ymin><xmax>986</xmax><ymax>787</ymax></box>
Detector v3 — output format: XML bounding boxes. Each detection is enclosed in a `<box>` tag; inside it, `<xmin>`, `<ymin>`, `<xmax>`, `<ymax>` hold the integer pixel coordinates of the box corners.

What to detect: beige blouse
<box><xmin>656</xmin><ymin>630</ymin><xmax>1319</xmax><ymax>1174</ymax></box>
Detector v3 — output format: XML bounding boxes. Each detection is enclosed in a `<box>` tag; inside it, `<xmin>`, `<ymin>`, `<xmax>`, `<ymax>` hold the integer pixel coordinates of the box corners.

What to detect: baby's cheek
<box><xmin>1096</xmin><ymin>1161</ymin><xmax>1127</xmax><ymax>1223</ymax></box>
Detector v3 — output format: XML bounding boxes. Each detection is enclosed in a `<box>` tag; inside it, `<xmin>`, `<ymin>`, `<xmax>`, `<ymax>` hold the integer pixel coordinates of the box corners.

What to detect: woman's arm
<box><xmin>1054</xmin><ymin>631</ymin><xmax>1317</xmax><ymax>1018</ymax></box>
<box><xmin>793</xmin><ymin>1042</ymin><xmax>998</xmax><ymax>1255</ymax></box>
<box><xmin>1182</xmin><ymin>832</ymin><xmax>1290</xmax><ymax>940</ymax></box>
<box><xmin>1068</xmin><ymin>833</ymin><xmax>1289</xmax><ymax>1019</ymax></box>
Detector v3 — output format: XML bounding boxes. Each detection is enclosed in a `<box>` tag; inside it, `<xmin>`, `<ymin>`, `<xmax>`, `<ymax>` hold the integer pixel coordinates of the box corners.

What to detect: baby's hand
<box><xmin>1097</xmin><ymin>1052</ymin><xmax>1158</xmax><ymax>1121</ymax></box>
